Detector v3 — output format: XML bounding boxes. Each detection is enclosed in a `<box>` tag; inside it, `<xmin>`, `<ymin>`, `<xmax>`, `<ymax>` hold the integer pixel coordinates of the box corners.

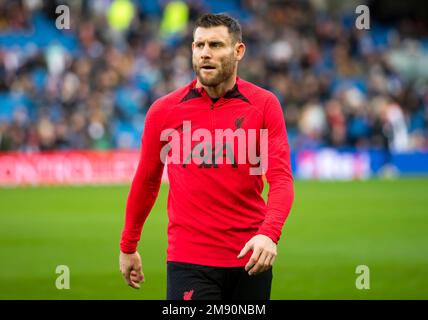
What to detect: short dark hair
<box><xmin>193</xmin><ymin>13</ymin><xmax>242</xmax><ymax>43</ymax></box>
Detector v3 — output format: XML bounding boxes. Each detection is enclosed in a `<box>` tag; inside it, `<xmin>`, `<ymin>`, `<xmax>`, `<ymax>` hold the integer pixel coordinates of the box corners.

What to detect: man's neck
<box><xmin>195</xmin><ymin>74</ymin><xmax>237</xmax><ymax>99</ymax></box>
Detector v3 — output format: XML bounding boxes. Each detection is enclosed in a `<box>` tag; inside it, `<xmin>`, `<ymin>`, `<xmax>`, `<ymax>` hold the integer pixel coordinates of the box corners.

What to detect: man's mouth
<box><xmin>200</xmin><ymin>65</ymin><xmax>216</xmax><ymax>70</ymax></box>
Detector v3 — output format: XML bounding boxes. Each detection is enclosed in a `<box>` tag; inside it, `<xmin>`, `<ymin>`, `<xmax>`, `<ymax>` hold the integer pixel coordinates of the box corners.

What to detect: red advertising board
<box><xmin>0</xmin><ymin>150</ymin><xmax>168</xmax><ymax>186</ymax></box>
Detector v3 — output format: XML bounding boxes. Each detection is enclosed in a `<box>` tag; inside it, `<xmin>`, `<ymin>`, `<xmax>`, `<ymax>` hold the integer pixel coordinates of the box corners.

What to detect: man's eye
<box><xmin>197</xmin><ymin>43</ymin><xmax>204</xmax><ymax>48</ymax></box>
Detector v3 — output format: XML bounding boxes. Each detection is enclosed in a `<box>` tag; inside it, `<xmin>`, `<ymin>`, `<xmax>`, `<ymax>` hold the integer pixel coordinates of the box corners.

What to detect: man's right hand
<box><xmin>119</xmin><ymin>251</ymin><xmax>145</xmax><ymax>289</ymax></box>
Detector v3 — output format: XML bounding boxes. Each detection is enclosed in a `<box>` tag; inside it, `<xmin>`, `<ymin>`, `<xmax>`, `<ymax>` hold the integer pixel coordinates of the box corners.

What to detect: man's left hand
<box><xmin>237</xmin><ymin>234</ymin><xmax>277</xmax><ymax>276</ymax></box>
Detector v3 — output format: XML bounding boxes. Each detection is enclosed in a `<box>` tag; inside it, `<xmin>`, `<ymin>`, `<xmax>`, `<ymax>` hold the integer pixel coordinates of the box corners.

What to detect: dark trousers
<box><xmin>167</xmin><ymin>261</ymin><xmax>273</xmax><ymax>300</ymax></box>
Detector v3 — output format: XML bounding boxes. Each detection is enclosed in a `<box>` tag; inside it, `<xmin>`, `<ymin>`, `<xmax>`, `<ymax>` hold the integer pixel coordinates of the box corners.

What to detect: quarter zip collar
<box><xmin>182</xmin><ymin>76</ymin><xmax>249</xmax><ymax>106</ymax></box>
<box><xmin>190</xmin><ymin>76</ymin><xmax>241</xmax><ymax>106</ymax></box>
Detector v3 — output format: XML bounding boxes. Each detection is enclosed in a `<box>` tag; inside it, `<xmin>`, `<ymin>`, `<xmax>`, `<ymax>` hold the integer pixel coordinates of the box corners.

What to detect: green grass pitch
<box><xmin>0</xmin><ymin>179</ymin><xmax>427</xmax><ymax>299</ymax></box>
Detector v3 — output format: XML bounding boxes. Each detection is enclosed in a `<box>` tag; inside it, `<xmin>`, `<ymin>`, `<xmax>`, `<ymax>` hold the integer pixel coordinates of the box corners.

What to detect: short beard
<box><xmin>193</xmin><ymin>54</ymin><xmax>236</xmax><ymax>87</ymax></box>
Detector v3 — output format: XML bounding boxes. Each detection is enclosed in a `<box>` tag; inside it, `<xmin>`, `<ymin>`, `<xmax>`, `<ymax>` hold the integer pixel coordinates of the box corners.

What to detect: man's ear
<box><xmin>235</xmin><ymin>42</ymin><xmax>246</xmax><ymax>61</ymax></box>
<box><xmin>191</xmin><ymin>41</ymin><xmax>195</xmax><ymax>51</ymax></box>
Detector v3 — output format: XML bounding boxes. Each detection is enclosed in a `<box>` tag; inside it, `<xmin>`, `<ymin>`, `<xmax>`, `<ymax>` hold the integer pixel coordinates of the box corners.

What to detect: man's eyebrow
<box><xmin>194</xmin><ymin>40</ymin><xmax>227</xmax><ymax>46</ymax></box>
<box><xmin>194</xmin><ymin>38</ymin><xmax>226</xmax><ymax>43</ymax></box>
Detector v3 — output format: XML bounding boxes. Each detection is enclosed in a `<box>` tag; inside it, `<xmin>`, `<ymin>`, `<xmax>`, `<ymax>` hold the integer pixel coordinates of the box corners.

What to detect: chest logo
<box><xmin>235</xmin><ymin>116</ymin><xmax>245</xmax><ymax>129</ymax></box>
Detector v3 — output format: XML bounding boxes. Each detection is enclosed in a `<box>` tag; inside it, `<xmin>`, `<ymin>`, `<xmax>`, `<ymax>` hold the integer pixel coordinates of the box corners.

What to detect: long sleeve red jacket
<box><xmin>120</xmin><ymin>77</ymin><xmax>294</xmax><ymax>267</ymax></box>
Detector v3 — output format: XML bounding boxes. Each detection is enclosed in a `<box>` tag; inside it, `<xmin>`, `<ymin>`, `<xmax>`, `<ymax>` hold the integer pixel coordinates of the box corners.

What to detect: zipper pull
<box><xmin>210</xmin><ymin>105</ymin><xmax>214</xmax><ymax>110</ymax></box>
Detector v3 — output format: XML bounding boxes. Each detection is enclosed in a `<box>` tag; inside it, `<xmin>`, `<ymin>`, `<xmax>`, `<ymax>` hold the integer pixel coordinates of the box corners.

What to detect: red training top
<box><xmin>120</xmin><ymin>77</ymin><xmax>294</xmax><ymax>267</ymax></box>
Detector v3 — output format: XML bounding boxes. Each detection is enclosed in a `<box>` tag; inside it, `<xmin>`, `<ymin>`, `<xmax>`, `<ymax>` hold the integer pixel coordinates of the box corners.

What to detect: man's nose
<box><xmin>200</xmin><ymin>44</ymin><xmax>212</xmax><ymax>59</ymax></box>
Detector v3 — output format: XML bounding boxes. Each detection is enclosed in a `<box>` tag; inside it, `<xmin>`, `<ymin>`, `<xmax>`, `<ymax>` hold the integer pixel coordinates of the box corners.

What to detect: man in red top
<box><xmin>119</xmin><ymin>13</ymin><xmax>294</xmax><ymax>300</ymax></box>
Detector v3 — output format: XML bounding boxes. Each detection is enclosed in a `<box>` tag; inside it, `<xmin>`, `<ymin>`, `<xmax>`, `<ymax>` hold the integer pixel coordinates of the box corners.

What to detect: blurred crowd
<box><xmin>0</xmin><ymin>0</ymin><xmax>427</xmax><ymax>152</ymax></box>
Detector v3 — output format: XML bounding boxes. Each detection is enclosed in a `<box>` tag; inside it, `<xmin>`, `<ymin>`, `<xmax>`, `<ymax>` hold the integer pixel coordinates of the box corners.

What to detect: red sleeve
<box><xmin>256</xmin><ymin>94</ymin><xmax>294</xmax><ymax>243</ymax></box>
<box><xmin>120</xmin><ymin>99</ymin><xmax>166</xmax><ymax>253</ymax></box>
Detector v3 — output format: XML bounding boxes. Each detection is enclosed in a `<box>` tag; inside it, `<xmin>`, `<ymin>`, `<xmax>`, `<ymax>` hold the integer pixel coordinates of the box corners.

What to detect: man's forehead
<box><xmin>193</xmin><ymin>26</ymin><xmax>231</xmax><ymax>42</ymax></box>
